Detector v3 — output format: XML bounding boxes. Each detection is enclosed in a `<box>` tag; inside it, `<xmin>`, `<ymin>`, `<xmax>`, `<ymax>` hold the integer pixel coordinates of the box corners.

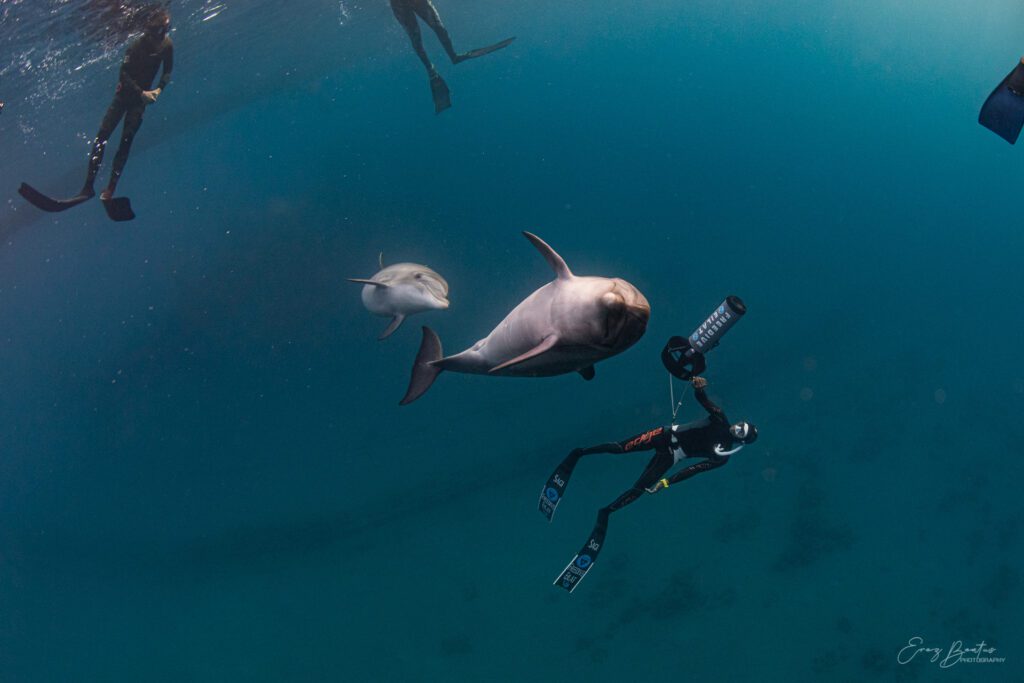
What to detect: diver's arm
<box><xmin>156</xmin><ymin>39</ymin><xmax>173</xmax><ymax>91</ymax></box>
<box><xmin>693</xmin><ymin>378</ymin><xmax>727</xmax><ymax>422</ymax></box>
<box><xmin>118</xmin><ymin>43</ymin><xmax>145</xmax><ymax>97</ymax></box>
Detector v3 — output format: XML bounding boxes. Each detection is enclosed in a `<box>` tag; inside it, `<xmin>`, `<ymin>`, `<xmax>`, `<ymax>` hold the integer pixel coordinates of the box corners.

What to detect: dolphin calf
<box><xmin>349</xmin><ymin>254</ymin><xmax>450</xmax><ymax>340</ymax></box>
<box><xmin>400</xmin><ymin>232</ymin><xmax>650</xmax><ymax>405</ymax></box>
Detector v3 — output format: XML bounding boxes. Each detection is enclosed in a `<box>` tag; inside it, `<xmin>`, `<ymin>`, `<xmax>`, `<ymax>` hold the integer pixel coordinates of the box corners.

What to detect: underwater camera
<box><xmin>661</xmin><ymin>296</ymin><xmax>746</xmax><ymax>380</ymax></box>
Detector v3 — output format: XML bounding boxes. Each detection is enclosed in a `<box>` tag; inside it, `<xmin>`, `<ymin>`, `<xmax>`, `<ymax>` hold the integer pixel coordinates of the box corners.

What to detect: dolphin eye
<box><xmin>415</xmin><ymin>273</ymin><xmax>422</xmax><ymax>279</ymax></box>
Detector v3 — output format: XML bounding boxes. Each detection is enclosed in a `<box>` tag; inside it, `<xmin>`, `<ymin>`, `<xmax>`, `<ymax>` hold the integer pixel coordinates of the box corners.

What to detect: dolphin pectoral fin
<box><xmin>578</xmin><ymin>365</ymin><xmax>595</xmax><ymax>381</ymax></box>
<box><xmin>400</xmin><ymin>327</ymin><xmax>444</xmax><ymax>405</ymax></box>
<box><xmin>348</xmin><ymin>278</ymin><xmax>389</xmax><ymax>287</ymax></box>
<box><xmin>522</xmin><ymin>232</ymin><xmax>573</xmax><ymax>280</ymax></box>
<box><xmin>488</xmin><ymin>335</ymin><xmax>560</xmax><ymax>374</ymax></box>
<box><xmin>378</xmin><ymin>314</ymin><xmax>405</xmax><ymax>340</ymax></box>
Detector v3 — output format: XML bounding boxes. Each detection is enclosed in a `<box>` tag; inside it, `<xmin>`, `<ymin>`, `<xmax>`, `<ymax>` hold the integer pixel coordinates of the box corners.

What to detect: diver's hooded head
<box><xmin>730</xmin><ymin>421</ymin><xmax>758</xmax><ymax>445</ymax></box>
<box><xmin>144</xmin><ymin>8</ymin><xmax>171</xmax><ymax>42</ymax></box>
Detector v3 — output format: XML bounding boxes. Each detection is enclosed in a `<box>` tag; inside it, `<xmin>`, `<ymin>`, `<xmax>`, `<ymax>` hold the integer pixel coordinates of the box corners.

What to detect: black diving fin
<box><xmin>429</xmin><ymin>73</ymin><xmax>451</xmax><ymax>114</ymax></box>
<box><xmin>102</xmin><ymin>196</ymin><xmax>135</xmax><ymax>222</ymax></box>
<box><xmin>18</xmin><ymin>183</ymin><xmax>93</xmax><ymax>213</ymax></box>
<box><xmin>457</xmin><ymin>37</ymin><xmax>516</xmax><ymax>62</ymax></box>
<box><xmin>979</xmin><ymin>59</ymin><xmax>1024</xmax><ymax>144</ymax></box>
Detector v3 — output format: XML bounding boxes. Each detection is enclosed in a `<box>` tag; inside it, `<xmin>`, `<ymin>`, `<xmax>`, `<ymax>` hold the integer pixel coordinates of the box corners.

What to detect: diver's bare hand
<box><xmin>142</xmin><ymin>89</ymin><xmax>160</xmax><ymax>104</ymax></box>
<box><xmin>691</xmin><ymin>376</ymin><xmax>707</xmax><ymax>390</ymax></box>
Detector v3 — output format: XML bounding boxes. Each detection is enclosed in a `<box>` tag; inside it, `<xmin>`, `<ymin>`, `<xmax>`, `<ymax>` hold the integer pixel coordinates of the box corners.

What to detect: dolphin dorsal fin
<box><xmin>378</xmin><ymin>252</ymin><xmax>385</xmax><ymax>270</ymax></box>
<box><xmin>522</xmin><ymin>232</ymin><xmax>573</xmax><ymax>280</ymax></box>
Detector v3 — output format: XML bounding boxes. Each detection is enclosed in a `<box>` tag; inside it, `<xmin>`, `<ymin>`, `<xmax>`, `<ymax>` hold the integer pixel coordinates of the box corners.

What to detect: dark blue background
<box><xmin>1</xmin><ymin>0</ymin><xmax>1022</xmax><ymax>679</ymax></box>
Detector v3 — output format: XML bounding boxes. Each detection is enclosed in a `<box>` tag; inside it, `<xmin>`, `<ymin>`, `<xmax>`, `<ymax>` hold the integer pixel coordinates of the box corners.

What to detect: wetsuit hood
<box><xmin>730</xmin><ymin>421</ymin><xmax>757</xmax><ymax>444</ymax></box>
<box><xmin>144</xmin><ymin>11</ymin><xmax>170</xmax><ymax>42</ymax></box>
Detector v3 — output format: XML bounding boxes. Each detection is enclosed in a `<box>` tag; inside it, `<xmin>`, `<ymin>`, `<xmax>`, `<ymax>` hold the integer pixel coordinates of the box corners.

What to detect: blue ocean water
<box><xmin>1</xmin><ymin>0</ymin><xmax>1022</xmax><ymax>680</ymax></box>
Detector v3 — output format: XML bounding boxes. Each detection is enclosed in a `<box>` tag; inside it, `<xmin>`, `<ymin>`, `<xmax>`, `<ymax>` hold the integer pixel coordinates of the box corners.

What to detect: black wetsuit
<box><xmin>85</xmin><ymin>33</ymin><xmax>173</xmax><ymax>193</ymax></box>
<box><xmin>556</xmin><ymin>387</ymin><xmax>740</xmax><ymax>534</ymax></box>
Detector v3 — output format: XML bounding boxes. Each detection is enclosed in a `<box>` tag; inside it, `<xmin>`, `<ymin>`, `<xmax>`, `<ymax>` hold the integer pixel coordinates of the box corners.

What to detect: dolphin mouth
<box><xmin>613</xmin><ymin>302</ymin><xmax>649</xmax><ymax>349</ymax></box>
<box><xmin>626</xmin><ymin>302</ymin><xmax>650</xmax><ymax>323</ymax></box>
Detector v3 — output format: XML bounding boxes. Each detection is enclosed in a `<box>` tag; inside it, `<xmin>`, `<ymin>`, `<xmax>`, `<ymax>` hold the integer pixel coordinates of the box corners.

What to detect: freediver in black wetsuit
<box><xmin>86</xmin><ymin>8</ymin><xmax>173</xmax><ymax>205</ymax></box>
<box><xmin>540</xmin><ymin>377</ymin><xmax>759</xmax><ymax>593</ymax></box>
<box><xmin>389</xmin><ymin>0</ymin><xmax>514</xmax><ymax>113</ymax></box>
<box><xmin>18</xmin><ymin>8</ymin><xmax>173</xmax><ymax>221</ymax></box>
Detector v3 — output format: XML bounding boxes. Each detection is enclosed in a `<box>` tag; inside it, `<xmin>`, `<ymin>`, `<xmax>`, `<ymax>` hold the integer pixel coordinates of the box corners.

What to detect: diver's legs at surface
<box><xmin>391</xmin><ymin>0</ymin><xmax>436</xmax><ymax>75</ymax></box>
<box><xmin>412</xmin><ymin>0</ymin><xmax>460</xmax><ymax>63</ymax></box>
<box><xmin>104</xmin><ymin>104</ymin><xmax>143</xmax><ymax>198</ymax></box>
<box><xmin>84</xmin><ymin>97</ymin><xmax>126</xmax><ymax>196</ymax></box>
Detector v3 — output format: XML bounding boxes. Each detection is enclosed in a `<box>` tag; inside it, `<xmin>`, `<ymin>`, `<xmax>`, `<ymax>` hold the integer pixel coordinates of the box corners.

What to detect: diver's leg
<box><xmin>391</xmin><ymin>0</ymin><xmax>435</xmax><ymax>75</ymax></box>
<box><xmin>83</xmin><ymin>97</ymin><xmax>125</xmax><ymax>196</ymax></box>
<box><xmin>541</xmin><ymin>428</ymin><xmax>670</xmax><ymax>521</ymax></box>
<box><xmin>588</xmin><ymin>449</ymin><xmax>672</xmax><ymax>552</ymax></box>
<box><xmin>553</xmin><ymin>450</ymin><xmax>672</xmax><ymax>592</ymax></box>
<box><xmin>103</xmin><ymin>103</ymin><xmax>143</xmax><ymax>198</ymax></box>
<box><xmin>599</xmin><ymin>447</ymin><xmax>674</xmax><ymax>520</ymax></box>
<box><xmin>540</xmin><ymin>446</ymin><xmax>613</xmax><ymax>521</ymax></box>
<box><xmin>415</xmin><ymin>0</ymin><xmax>516</xmax><ymax>65</ymax></box>
<box><xmin>412</xmin><ymin>0</ymin><xmax>460</xmax><ymax>64</ymax></box>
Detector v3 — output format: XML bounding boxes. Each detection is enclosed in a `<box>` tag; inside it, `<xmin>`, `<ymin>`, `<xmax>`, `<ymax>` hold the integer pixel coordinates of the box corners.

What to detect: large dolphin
<box><xmin>400</xmin><ymin>232</ymin><xmax>650</xmax><ymax>404</ymax></box>
<box><xmin>349</xmin><ymin>254</ymin><xmax>450</xmax><ymax>340</ymax></box>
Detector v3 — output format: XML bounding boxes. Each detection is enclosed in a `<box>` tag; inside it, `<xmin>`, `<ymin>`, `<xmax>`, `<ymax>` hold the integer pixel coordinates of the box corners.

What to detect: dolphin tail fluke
<box><xmin>400</xmin><ymin>326</ymin><xmax>444</xmax><ymax>405</ymax></box>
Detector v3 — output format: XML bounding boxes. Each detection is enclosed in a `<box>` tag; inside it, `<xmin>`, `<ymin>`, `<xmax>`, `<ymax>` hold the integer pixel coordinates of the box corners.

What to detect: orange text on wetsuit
<box><xmin>623</xmin><ymin>427</ymin><xmax>663</xmax><ymax>451</ymax></box>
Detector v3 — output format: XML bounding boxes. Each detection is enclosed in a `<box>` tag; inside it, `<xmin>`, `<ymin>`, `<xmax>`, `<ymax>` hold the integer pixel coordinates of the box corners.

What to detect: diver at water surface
<box><xmin>541</xmin><ymin>377</ymin><xmax>758</xmax><ymax>593</ymax></box>
<box><xmin>389</xmin><ymin>0</ymin><xmax>514</xmax><ymax>113</ymax></box>
<box><xmin>17</xmin><ymin>7</ymin><xmax>173</xmax><ymax>221</ymax></box>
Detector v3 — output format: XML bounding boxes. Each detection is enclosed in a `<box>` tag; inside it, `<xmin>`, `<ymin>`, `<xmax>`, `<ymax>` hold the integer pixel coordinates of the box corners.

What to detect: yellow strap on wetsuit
<box><xmin>660</xmin><ymin>478</ymin><xmax>670</xmax><ymax>489</ymax></box>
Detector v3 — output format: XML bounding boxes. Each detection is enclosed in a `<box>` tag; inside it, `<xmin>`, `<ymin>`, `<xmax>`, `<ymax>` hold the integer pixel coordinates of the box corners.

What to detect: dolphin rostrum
<box><xmin>400</xmin><ymin>232</ymin><xmax>650</xmax><ymax>404</ymax></box>
<box><xmin>349</xmin><ymin>253</ymin><xmax>450</xmax><ymax>340</ymax></box>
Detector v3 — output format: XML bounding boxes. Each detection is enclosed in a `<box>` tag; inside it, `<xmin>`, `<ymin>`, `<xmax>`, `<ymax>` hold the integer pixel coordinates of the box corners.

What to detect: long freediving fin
<box><xmin>979</xmin><ymin>59</ymin><xmax>1024</xmax><ymax>144</ymax></box>
<box><xmin>457</xmin><ymin>37</ymin><xmax>516</xmax><ymax>62</ymax></box>
<box><xmin>102</xmin><ymin>196</ymin><xmax>135</xmax><ymax>222</ymax></box>
<box><xmin>539</xmin><ymin>464</ymin><xmax>572</xmax><ymax>522</ymax></box>
<box><xmin>18</xmin><ymin>183</ymin><xmax>93</xmax><ymax>213</ymax></box>
<box><xmin>430</xmin><ymin>73</ymin><xmax>451</xmax><ymax>114</ymax></box>
<box><xmin>378</xmin><ymin>314</ymin><xmax>405</xmax><ymax>340</ymax></box>
<box><xmin>488</xmin><ymin>335</ymin><xmax>559</xmax><ymax>374</ymax></box>
<box><xmin>400</xmin><ymin>326</ymin><xmax>444</xmax><ymax>405</ymax></box>
<box><xmin>554</xmin><ymin>519</ymin><xmax>607</xmax><ymax>593</ymax></box>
